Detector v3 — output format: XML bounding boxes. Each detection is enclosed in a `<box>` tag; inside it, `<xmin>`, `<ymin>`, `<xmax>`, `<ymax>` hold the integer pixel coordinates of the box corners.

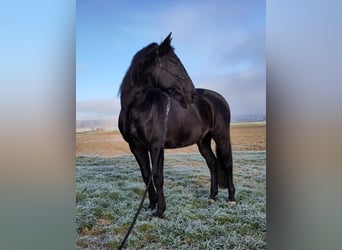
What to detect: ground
<box><xmin>76</xmin><ymin>122</ymin><xmax>266</xmax><ymax>249</ymax></box>
<box><xmin>76</xmin><ymin>122</ymin><xmax>266</xmax><ymax>157</ymax></box>
<box><xmin>76</xmin><ymin>153</ymin><xmax>266</xmax><ymax>249</ymax></box>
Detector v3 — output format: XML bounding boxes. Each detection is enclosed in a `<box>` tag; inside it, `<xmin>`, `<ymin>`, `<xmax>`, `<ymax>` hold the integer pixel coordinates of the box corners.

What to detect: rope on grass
<box><xmin>118</xmin><ymin>175</ymin><xmax>152</xmax><ymax>249</ymax></box>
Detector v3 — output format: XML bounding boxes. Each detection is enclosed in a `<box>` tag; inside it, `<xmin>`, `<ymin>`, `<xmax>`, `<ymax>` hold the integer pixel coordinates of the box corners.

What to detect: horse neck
<box><xmin>119</xmin><ymin>80</ymin><xmax>155</xmax><ymax>137</ymax></box>
<box><xmin>120</xmin><ymin>80</ymin><xmax>154</xmax><ymax>110</ymax></box>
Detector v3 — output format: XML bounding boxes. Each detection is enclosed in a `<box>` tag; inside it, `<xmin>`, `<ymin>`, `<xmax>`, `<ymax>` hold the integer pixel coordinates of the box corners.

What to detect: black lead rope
<box><xmin>118</xmin><ymin>175</ymin><xmax>152</xmax><ymax>249</ymax></box>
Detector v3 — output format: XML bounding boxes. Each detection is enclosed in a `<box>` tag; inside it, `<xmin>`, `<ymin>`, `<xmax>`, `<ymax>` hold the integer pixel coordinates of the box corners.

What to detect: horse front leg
<box><xmin>150</xmin><ymin>146</ymin><xmax>166</xmax><ymax>218</ymax></box>
<box><xmin>129</xmin><ymin>143</ymin><xmax>158</xmax><ymax>210</ymax></box>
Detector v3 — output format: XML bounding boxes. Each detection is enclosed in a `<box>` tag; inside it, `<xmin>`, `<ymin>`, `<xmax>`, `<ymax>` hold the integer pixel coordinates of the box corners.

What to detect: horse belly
<box><xmin>164</xmin><ymin>118</ymin><xmax>206</xmax><ymax>149</ymax></box>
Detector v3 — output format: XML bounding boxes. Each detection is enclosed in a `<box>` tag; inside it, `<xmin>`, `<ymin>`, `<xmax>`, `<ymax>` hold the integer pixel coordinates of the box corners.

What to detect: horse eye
<box><xmin>168</xmin><ymin>88</ymin><xmax>177</xmax><ymax>95</ymax></box>
<box><xmin>169</xmin><ymin>58</ymin><xmax>178</xmax><ymax>64</ymax></box>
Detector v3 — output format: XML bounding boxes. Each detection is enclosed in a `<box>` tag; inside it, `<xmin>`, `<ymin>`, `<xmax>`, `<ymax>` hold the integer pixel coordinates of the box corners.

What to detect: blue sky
<box><xmin>76</xmin><ymin>0</ymin><xmax>265</xmax><ymax>120</ymax></box>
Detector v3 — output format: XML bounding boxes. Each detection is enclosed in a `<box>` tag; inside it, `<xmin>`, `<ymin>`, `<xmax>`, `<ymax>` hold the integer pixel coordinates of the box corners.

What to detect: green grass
<box><xmin>76</xmin><ymin>152</ymin><xmax>266</xmax><ymax>249</ymax></box>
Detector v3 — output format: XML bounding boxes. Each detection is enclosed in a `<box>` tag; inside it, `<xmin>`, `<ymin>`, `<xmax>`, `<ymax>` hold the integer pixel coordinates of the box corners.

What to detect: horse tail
<box><xmin>216</xmin><ymin>146</ymin><xmax>228</xmax><ymax>189</ymax></box>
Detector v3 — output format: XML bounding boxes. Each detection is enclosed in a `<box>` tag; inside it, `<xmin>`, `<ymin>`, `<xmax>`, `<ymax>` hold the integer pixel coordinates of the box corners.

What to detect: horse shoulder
<box><xmin>127</xmin><ymin>90</ymin><xmax>170</xmax><ymax>144</ymax></box>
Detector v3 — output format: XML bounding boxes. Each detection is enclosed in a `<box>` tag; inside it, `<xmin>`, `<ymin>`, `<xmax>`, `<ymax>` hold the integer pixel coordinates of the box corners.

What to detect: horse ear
<box><xmin>158</xmin><ymin>32</ymin><xmax>172</xmax><ymax>55</ymax></box>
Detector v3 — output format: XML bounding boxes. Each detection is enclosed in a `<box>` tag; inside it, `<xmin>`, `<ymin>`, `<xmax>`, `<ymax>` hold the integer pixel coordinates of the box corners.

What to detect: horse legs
<box><xmin>214</xmin><ymin>134</ymin><xmax>236</xmax><ymax>203</ymax></box>
<box><xmin>129</xmin><ymin>143</ymin><xmax>158</xmax><ymax>210</ymax></box>
<box><xmin>197</xmin><ymin>134</ymin><xmax>218</xmax><ymax>200</ymax></box>
<box><xmin>150</xmin><ymin>146</ymin><xmax>166</xmax><ymax>218</ymax></box>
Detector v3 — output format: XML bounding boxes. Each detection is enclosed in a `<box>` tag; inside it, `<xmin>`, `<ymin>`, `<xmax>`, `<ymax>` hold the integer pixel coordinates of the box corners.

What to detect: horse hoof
<box><xmin>152</xmin><ymin>212</ymin><xmax>164</xmax><ymax>219</ymax></box>
<box><xmin>208</xmin><ymin>199</ymin><xmax>216</xmax><ymax>205</ymax></box>
<box><xmin>228</xmin><ymin>200</ymin><xmax>237</xmax><ymax>205</ymax></box>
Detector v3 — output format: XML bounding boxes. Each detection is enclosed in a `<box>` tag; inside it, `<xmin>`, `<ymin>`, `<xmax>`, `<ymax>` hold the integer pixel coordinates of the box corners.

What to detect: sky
<box><xmin>76</xmin><ymin>0</ymin><xmax>265</xmax><ymax>121</ymax></box>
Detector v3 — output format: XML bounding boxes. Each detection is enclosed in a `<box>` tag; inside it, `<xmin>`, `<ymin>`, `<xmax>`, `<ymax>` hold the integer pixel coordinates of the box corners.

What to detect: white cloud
<box><xmin>76</xmin><ymin>98</ymin><xmax>121</xmax><ymax>120</ymax></box>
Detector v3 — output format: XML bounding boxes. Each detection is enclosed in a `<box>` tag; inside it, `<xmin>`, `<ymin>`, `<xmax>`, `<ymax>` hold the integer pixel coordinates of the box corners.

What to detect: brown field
<box><xmin>76</xmin><ymin>123</ymin><xmax>265</xmax><ymax>157</ymax></box>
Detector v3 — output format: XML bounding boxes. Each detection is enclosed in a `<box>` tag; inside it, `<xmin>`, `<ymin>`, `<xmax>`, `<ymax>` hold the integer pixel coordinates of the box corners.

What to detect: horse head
<box><xmin>153</xmin><ymin>32</ymin><xmax>197</xmax><ymax>108</ymax></box>
<box><xmin>120</xmin><ymin>33</ymin><xmax>196</xmax><ymax>108</ymax></box>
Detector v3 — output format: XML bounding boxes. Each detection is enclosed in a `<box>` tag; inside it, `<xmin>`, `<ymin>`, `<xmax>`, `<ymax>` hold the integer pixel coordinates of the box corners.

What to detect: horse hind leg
<box><xmin>214</xmin><ymin>135</ymin><xmax>236</xmax><ymax>204</ymax></box>
<box><xmin>197</xmin><ymin>134</ymin><xmax>218</xmax><ymax>200</ymax></box>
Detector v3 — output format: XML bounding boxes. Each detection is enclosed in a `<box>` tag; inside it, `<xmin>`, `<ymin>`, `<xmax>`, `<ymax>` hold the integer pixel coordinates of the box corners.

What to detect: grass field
<box><xmin>76</xmin><ymin>152</ymin><xmax>266</xmax><ymax>249</ymax></box>
<box><xmin>76</xmin><ymin>123</ymin><xmax>266</xmax><ymax>157</ymax></box>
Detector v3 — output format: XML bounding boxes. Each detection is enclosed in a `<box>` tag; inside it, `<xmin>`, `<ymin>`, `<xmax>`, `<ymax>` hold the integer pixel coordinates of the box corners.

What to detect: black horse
<box><xmin>119</xmin><ymin>33</ymin><xmax>235</xmax><ymax>218</ymax></box>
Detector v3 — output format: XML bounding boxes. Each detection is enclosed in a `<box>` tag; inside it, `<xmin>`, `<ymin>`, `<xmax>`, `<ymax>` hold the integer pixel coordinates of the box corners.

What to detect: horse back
<box><xmin>195</xmin><ymin>88</ymin><xmax>231</xmax><ymax>124</ymax></box>
<box><xmin>164</xmin><ymin>88</ymin><xmax>230</xmax><ymax>148</ymax></box>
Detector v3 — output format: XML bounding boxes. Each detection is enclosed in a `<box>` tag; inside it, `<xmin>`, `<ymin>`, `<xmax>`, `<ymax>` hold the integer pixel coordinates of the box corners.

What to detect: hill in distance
<box><xmin>76</xmin><ymin>114</ymin><xmax>265</xmax><ymax>131</ymax></box>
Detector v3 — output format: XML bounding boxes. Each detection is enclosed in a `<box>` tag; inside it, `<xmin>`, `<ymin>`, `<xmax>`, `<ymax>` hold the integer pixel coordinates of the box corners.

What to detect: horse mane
<box><xmin>119</xmin><ymin>43</ymin><xmax>155</xmax><ymax>96</ymax></box>
<box><xmin>118</xmin><ymin>39</ymin><xmax>175</xmax><ymax>103</ymax></box>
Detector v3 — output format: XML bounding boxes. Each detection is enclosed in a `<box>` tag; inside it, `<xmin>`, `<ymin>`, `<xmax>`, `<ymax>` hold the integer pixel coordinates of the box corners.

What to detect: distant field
<box><xmin>76</xmin><ymin>152</ymin><xmax>266</xmax><ymax>249</ymax></box>
<box><xmin>76</xmin><ymin>123</ymin><xmax>266</xmax><ymax>157</ymax></box>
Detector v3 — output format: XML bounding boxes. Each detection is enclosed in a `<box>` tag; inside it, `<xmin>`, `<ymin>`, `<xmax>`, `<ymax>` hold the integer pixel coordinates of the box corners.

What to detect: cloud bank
<box><xmin>76</xmin><ymin>98</ymin><xmax>120</xmax><ymax>120</ymax></box>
